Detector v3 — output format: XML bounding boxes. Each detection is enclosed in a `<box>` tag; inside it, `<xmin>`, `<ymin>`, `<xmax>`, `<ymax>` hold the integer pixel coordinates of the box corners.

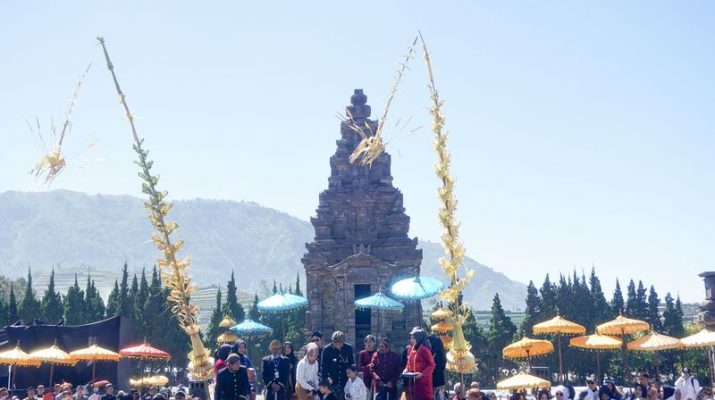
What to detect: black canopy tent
<box><xmin>0</xmin><ymin>316</ymin><xmax>131</xmax><ymax>390</ymax></box>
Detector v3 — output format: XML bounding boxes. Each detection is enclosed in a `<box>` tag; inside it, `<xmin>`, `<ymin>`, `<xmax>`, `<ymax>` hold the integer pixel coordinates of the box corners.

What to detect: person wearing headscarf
<box><xmin>604</xmin><ymin>380</ymin><xmax>622</xmax><ymax>400</ymax></box>
<box><xmin>369</xmin><ymin>338</ymin><xmax>401</xmax><ymax>400</ymax></box>
<box><xmin>284</xmin><ymin>342</ymin><xmax>299</xmax><ymax>400</ymax></box>
<box><xmin>428</xmin><ymin>335</ymin><xmax>447</xmax><ymax>400</ymax></box>
<box><xmin>215</xmin><ymin>344</ymin><xmax>233</xmax><ymax>374</ymax></box>
<box><xmin>295</xmin><ymin>343</ymin><xmax>321</xmax><ymax>400</ymax></box>
<box><xmin>233</xmin><ymin>340</ymin><xmax>255</xmax><ymax>369</ymax></box>
<box><xmin>403</xmin><ymin>328</ymin><xmax>435</xmax><ymax>400</ymax></box>
<box><xmin>320</xmin><ymin>331</ymin><xmax>355</xmax><ymax>399</ymax></box>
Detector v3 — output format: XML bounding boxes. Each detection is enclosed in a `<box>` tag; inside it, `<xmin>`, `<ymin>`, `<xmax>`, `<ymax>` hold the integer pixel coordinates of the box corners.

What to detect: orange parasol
<box><xmin>570</xmin><ymin>333</ymin><xmax>622</xmax><ymax>382</ymax></box>
<box><xmin>497</xmin><ymin>372</ymin><xmax>551</xmax><ymax>390</ymax></box>
<box><xmin>0</xmin><ymin>343</ymin><xmax>41</xmax><ymax>387</ymax></box>
<box><xmin>28</xmin><ymin>341</ymin><xmax>76</xmax><ymax>386</ymax></box>
<box><xmin>70</xmin><ymin>343</ymin><xmax>121</xmax><ymax>381</ymax></box>
<box><xmin>533</xmin><ymin>314</ymin><xmax>586</xmax><ymax>382</ymax></box>
<box><xmin>503</xmin><ymin>337</ymin><xmax>554</xmax><ymax>367</ymax></box>
<box><xmin>596</xmin><ymin>314</ymin><xmax>649</xmax><ymax>383</ymax></box>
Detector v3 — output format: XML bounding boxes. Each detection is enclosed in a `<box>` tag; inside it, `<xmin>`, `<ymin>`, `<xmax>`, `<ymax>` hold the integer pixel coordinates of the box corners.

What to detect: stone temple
<box><xmin>303</xmin><ymin>89</ymin><xmax>423</xmax><ymax>347</ymax></box>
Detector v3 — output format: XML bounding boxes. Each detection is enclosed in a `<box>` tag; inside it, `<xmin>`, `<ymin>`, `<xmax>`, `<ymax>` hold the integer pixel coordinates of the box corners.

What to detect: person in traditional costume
<box><xmin>358</xmin><ymin>335</ymin><xmax>376</xmax><ymax>392</ymax></box>
<box><xmin>215</xmin><ymin>354</ymin><xmax>250</xmax><ymax>400</ymax></box>
<box><xmin>262</xmin><ymin>340</ymin><xmax>292</xmax><ymax>400</ymax></box>
<box><xmin>403</xmin><ymin>328</ymin><xmax>435</xmax><ymax>400</ymax></box>
<box><xmin>369</xmin><ymin>338</ymin><xmax>401</xmax><ymax>400</ymax></box>
<box><xmin>320</xmin><ymin>331</ymin><xmax>355</xmax><ymax>399</ymax></box>
<box><xmin>344</xmin><ymin>366</ymin><xmax>367</xmax><ymax>400</ymax></box>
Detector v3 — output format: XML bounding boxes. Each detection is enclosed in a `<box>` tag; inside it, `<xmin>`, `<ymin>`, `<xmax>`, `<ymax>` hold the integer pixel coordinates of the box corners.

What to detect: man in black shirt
<box><xmin>262</xmin><ymin>340</ymin><xmax>291</xmax><ymax>400</ymax></box>
<box><xmin>320</xmin><ymin>331</ymin><xmax>355</xmax><ymax>399</ymax></box>
<box><xmin>215</xmin><ymin>354</ymin><xmax>250</xmax><ymax>400</ymax></box>
<box><xmin>100</xmin><ymin>385</ymin><xmax>116</xmax><ymax>400</ymax></box>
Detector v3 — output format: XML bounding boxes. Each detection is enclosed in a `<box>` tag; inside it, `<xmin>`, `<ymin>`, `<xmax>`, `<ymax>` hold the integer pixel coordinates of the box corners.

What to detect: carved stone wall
<box><xmin>303</xmin><ymin>90</ymin><xmax>423</xmax><ymax>348</ymax></box>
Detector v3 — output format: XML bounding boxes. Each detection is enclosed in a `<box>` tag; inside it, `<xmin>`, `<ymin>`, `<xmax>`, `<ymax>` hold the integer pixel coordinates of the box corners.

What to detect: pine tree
<box><xmin>611</xmin><ymin>279</ymin><xmax>624</xmax><ymax>316</ymax></box>
<box><xmin>635</xmin><ymin>281</ymin><xmax>648</xmax><ymax>320</ymax></box>
<box><xmin>119</xmin><ymin>263</ymin><xmax>132</xmax><ymax>318</ymax></box>
<box><xmin>0</xmin><ymin>293</ymin><xmax>7</xmax><ymax>327</ymax></box>
<box><xmin>486</xmin><ymin>294</ymin><xmax>517</xmax><ymax>383</ymax></box>
<box><xmin>539</xmin><ymin>274</ymin><xmax>557</xmax><ymax>320</ymax></box>
<box><xmin>63</xmin><ymin>275</ymin><xmax>85</xmax><ymax>325</ymax></box>
<box><xmin>249</xmin><ymin>294</ymin><xmax>260</xmax><ymax>320</ymax></box>
<box><xmin>41</xmin><ymin>269</ymin><xmax>64</xmax><ymax>324</ymax></box>
<box><xmin>520</xmin><ymin>281</ymin><xmax>540</xmax><ymax>335</ymax></box>
<box><xmin>8</xmin><ymin>286</ymin><xmax>18</xmax><ymax>323</ymax></box>
<box><xmin>647</xmin><ymin>286</ymin><xmax>662</xmax><ymax>331</ymax></box>
<box><xmin>129</xmin><ymin>273</ymin><xmax>139</xmax><ymax>319</ymax></box>
<box><xmin>158</xmin><ymin>286</ymin><xmax>190</xmax><ymax>372</ymax></box>
<box><xmin>625</xmin><ymin>279</ymin><xmax>638</xmax><ymax>317</ymax></box>
<box><xmin>143</xmin><ymin>267</ymin><xmax>164</xmax><ymax>345</ymax></box>
<box><xmin>294</xmin><ymin>273</ymin><xmax>303</xmax><ymax>296</ymax></box>
<box><xmin>225</xmin><ymin>272</ymin><xmax>245</xmax><ymax>322</ymax></box>
<box><xmin>18</xmin><ymin>268</ymin><xmax>41</xmax><ymax>324</ymax></box>
<box><xmin>589</xmin><ymin>267</ymin><xmax>610</xmax><ymax>329</ymax></box>
<box><xmin>662</xmin><ymin>293</ymin><xmax>684</xmax><ymax>337</ymax></box>
<box><xmin>272</xmin><ymin>280</ymin><xmax>278</xmax><ymax>294</ymax></box>
<box><xmin>134</xmin><ymin>268</ymin><xmax>149</xmax><ymax>338</ymax></box>
<box><xmin>83</xmin><ymin>276</ymin><xmax>105</xmax><ymax>322</ymax></box>
<box><xmin>206</xmin><ymin>288</ymin><xmax>223</xmax><ymax>347</ymax></box>
<box><xmin>107</xmin><ymin>280</ymin><xmax>120</xmax><ymax>316</ymax></box>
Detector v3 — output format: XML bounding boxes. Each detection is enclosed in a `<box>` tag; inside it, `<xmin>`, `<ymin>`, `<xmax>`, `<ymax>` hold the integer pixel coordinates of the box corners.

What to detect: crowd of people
<box><xmin>213</xmin><ymin>327</ymin><xmax>447</xmax><ymax>400</ymax></box>
<box><xmin>0</xmin><ymin>382</ymin><xmax>191</xmax><ymax>400</ymax></box>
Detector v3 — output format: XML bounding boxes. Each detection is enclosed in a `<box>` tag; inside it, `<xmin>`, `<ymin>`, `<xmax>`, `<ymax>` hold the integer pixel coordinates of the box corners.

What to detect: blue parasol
<box><xmin>257</xmin><ymin>292</ymin><xmax>308</xmax><ymax>312</ymax></box>
<box><xmin>257</xmin><ymin>292</ymin><xmax>308</xmax><ymax>340</ymax></box>
<box><xmin>355</xmin><ymin>291</ymin><xmax>404</xmax><ymax>340</ymax></box>
<box><xmin>355</xmin><ymin>292</ymin><xmax>404</xmax><ymax>312</ymax></box>
<box><xmin>390</xmin><ymin>276</ymin><xmax>444</xmax><ymax>301</ymax></box>
<box><xmin>229</xmin><ymin>319</ymin><xmax>274</xmax><ymax>337</ymax></box>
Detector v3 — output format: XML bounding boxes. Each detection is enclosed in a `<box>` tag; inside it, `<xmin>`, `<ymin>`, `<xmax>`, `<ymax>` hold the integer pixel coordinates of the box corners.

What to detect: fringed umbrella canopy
<box><xmin>503</xmin><ymin>337</ymin><xmax>554</xmax><ymax>359</ymax></box>
<box><xmin>533</xmin><ymin>315</ymin><xmax>586</xmax><ymax>335</ymax></box>
<box><xmin>229</xmin><ymin>319</ymin><xmax>273</xmax><ymax>337</ymax></box>
<box><xmin>596</xmin><ymin>314</ymin><xmax>649</xmax><ymax>336</ymax></box>
<box><xmin>431</xmin><ymin>321</ymin><xmax>453</xmax><ymax>334</ymax></box>
<box><xmin>216</xmin><ymin>332</ymin><xmax>240</xmax><ymax>344</ymax></box>
<box><xmin>627</xmin><ymin>332</ymin><xmax>682</xmax><ymax>351</ymax></box>
<box><xmin>70</xmin><ymin>344</ymin><xmax>121</xmax><ymax>362</ymax></box>
<box><xmin>355</xmin><ymin>292</ymin><xmax>404</xmax><ymax>312</ymax></box>
<box><xmin>29</xmin><ymin>344</ymin><xmax>76</xmax><ymax>365</ymax></box>
<box><xmin>431</xmin><ymin>307</ymin><xmax>452</xmax><ymax>321</ymax></box>
<box><xmin>570</xmin><ymin>333</ymin><xmax>622</xmax><ymax>350</ymax></box>
<box><xmin>0</xmin><ymin>345</ymin><xmax>41</xmax><ymax>367</ymax></box>
<box><xmin>119</xmin><ymin>341</ymin><xmax>170</xmax><ymax>361</ymax></box>
<box><xmin>390</xmin><ymin>276</ymin><xmax>443</xmax><ymax>301</ymax></box>
<box><xmin>497</xmin><ymin>372</ymin><xmax>551</xmax><ymax>390</ymax></box>
<box><xmin>130</xmin><ymin>375</ymin><xmax>169</xmax><ymax>387</ymax></box>
<box><xmin>219</xmin><ymin>316</ymin><xmax>237</xmax><ymax>329</ymax></box>
<box><xmin>257</xmin><ymin>292</ymin><xmax>308</xmax><ymax>312</ymax></box>
<box><xmin>681</xmin><ymin>329</ymin><xmax>715</xmax><ymax>348</ymax></box>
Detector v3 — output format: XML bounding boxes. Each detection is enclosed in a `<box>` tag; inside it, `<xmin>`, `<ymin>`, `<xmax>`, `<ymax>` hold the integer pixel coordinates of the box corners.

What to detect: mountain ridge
<box><xmin>0</xmin><ymin>190</ymin><xmax>527</xmax><ymax>311</ymax></box>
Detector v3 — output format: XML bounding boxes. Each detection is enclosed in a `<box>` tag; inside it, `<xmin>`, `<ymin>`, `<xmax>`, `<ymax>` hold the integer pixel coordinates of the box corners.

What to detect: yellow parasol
<box><xmin>29</xmin><ymin>342</ymin><xmax>77</xmax><ymax>386</ymax></box>
<box><xmin>70</xmin><ymin>343</ymin><xmax>122</xmax><ymax>381</ymax></box>
<box><xmin>596</xmin><ymin>314</ymin><xmax>649</xmax><ymax>383</ymax></box>
<box><xmin>627</xmin><ymin>331</ymin><xmax>682</xmax><ymax>380</ymax></box>
<box><xmin>130</xmin><ymin>375</ymin><xmax>169</xmax><ymax>387</ymax></box>
<box><xmin>570</xmin><ymin>333</ymin><xmax>622</xmax><ymax>382</ymax></box>
<box><xmin>218</xmin><ymin>315</ymin><xmax>237</xmax><ymax>329</ymax></box>
<box><xmin>431</xmin><ymin>307</ymin><xmax>452</xmax><ymax>321</ymax></box>
<box><xmin>431</xmin><ymin>321</ymin><xmax>453</xmax><ymax>334</ymax></box>
<box><xmin>496</xmin><ymin>372</ymin><xmax>551</xmax><ymax>390</ymax></box>
<box><xmin>533</xmin><ymin>314</ymin><xmax>586</xmax><ymax>382</ymax></box>
<box><xmin>216</xmin><ymin>331</ymin><xmax>240</xmax><ymax>345</ymax></box>
<box><xmin>0</xmin><ymin>343</ymin><xmax>41</xmax><ymax>387</ymax></box>
<box><xmin>503</xmin><ymin>337</ymin><xmax>554</xmax><ymax>361</ymax></box>
<box><xmin>681</xmin><ymin>329</ymin><xmax>715</xmax><ymax>348</ymax></box>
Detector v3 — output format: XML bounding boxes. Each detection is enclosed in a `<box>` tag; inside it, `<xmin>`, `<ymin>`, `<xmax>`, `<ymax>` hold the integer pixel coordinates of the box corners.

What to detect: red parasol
<box><xmin>119</xmin><ymin>341</ymin><xmax>170</xmax><ymax>361</ymax></box>
<box><xmin>119</xmin><ymin>341</ymin><xmax>170</xmax><ymax>390</ymax></box>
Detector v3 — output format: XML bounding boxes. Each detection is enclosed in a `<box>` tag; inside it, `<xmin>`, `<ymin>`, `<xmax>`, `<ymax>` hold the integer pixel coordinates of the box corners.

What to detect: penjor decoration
<box><xmin>96</xmin><ymin>37</ymin><xmax>213</xmax><ymax>384</ymax></box>
<box><xmin>350</xmin><ymin>32</ymin><xmax>476</xmax><ymax>373</ymax></box>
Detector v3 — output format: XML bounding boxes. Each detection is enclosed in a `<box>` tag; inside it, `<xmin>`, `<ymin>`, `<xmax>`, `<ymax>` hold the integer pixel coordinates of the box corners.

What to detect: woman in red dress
<box><xmin>403</xmin><ymin>328</ymin><xmax>435</xmax><ymax>400</ymax></box>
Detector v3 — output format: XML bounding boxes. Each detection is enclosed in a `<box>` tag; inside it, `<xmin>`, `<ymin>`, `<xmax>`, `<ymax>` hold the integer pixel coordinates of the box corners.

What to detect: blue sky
<box><xmin>1</xmin><ymin>1</ymin><xmax>713</xmax><ymax>302</ymax></box>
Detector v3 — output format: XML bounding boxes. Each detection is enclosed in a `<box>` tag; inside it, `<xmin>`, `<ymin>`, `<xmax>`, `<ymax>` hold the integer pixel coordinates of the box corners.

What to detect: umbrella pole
<box><xmin>141</xmin><ymin>359</ymin><xmax>145</xmax><ymax>394</ymax></box>
<box><xmin>377</xmin><ymin>310</ymin><xmax>381</xmax><ymax>341</ymax></box>
<box><xmin>93</xmin><ymin>361</ymin><xmax>97</xmax><ymax>382</ymax></box>
<box><xmin>621</xmin><ymin>329</ymin><xmax>628</xmax><ymax>386</ymax></box>
<box><xmin>596</xmin><ymin>352</ymin><xmax>601</xmax><ymax>384</ymax></box>
<box><xmin>654</xmin><ymin>352</ymin><xmax>660</xmax><ymax>382</ymax></box>
<box><xmin>282</xmin><ymin>318</ymin><xmax>286</xmax><ymax>342</ymax></box>
<box><xmin>49</xmin><ymin>362</ymin><xmax>54</xmax><ymax>386</ymax></box>
<box><xmin>558</xmin><ymin>334</ymin><xmax>563</xmax><ymax>383</ymax></box>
